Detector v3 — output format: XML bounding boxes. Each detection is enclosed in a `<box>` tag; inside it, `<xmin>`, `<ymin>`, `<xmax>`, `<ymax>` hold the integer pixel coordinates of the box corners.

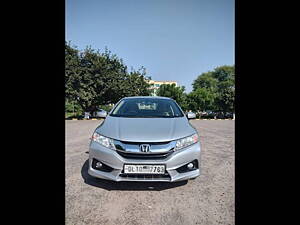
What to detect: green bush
<box><xmin>65</xmin><ymin>100</ymin><xmax>84</xmax><ymax>118</ymax></box>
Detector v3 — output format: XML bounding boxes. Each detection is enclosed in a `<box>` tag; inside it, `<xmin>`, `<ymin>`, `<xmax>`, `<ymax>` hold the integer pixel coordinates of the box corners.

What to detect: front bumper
<box><xmin>88</xmin><ymin>141</ymin><xmax>201</xmax><ymax>182</ymax></box>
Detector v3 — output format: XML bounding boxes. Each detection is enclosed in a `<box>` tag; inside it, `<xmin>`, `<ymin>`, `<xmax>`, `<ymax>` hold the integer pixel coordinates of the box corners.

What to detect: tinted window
<box><xmin>110</xmin><ymin>98</ymin><xmax>184</xmax><ymax>118</ymax></box>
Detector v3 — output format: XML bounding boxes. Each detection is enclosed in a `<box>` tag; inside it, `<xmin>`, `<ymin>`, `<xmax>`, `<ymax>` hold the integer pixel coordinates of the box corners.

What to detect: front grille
<box><xmin>119</xmin><ymin>173</ymin><xmax>171</xmax><ymax>180</ymax></box>
<box><xmin>120</xmin><ymin>141</ymin><xmax>171</xmax><ymax>145</ymax></box>
<box><xmin>116</xmin><ymin>150</ymin><xmax>173</xmax><ymax>159</ymax></box>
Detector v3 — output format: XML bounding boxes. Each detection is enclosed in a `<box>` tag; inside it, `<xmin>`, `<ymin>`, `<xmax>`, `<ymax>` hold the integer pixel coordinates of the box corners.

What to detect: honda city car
<box><xmin>88</xmin><ymin>96</ymin><xmax>201</xmax><ymax>182</ymax></box>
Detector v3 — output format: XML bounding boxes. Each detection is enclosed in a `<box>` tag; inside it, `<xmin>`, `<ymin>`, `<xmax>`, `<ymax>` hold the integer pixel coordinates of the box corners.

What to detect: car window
<box><xmin>110</xmin><ymin>98</ymin><xmax>184</xmax><ymax>118</ymax></box>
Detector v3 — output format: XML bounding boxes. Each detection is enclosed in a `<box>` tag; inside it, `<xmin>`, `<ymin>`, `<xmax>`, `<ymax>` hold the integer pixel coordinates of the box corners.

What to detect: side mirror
<box><xmin>187</xmin><ymin>112</ymin><xmax>196</xmax><ymax>120</ymax></box>
<box><xmin>98</xmin><ymin>110</ymin><xmax>107</xmax><ymax>118</ymax></box>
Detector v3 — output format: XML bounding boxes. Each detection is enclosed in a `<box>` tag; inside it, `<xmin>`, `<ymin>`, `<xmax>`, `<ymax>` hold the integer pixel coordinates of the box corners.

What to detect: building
<box><xmin>148</xmin><ymin>80</ymin><xmax>178</xmax><ymax>96</ymax></box>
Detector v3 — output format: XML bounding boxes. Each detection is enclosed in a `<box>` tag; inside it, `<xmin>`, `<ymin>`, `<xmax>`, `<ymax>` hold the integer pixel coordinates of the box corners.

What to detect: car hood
<box><xmin>95</xmin><ymin>116</ymin><xmax>196</xmax><ymax>142</ymax></box>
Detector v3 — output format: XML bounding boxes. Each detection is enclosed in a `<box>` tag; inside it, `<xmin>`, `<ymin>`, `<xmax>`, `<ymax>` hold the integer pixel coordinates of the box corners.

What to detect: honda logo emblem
<box><xmin>140</xmin><ymin>144</ymin><xmax>150</xmax><ymax>152</ymax></box>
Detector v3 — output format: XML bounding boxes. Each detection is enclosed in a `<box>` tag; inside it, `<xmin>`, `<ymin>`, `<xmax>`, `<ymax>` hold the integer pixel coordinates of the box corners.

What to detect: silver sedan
<box><xmin>88</xmin><ymin>96</ymin><xmax>201</xmax><ymax>182</ymax></box>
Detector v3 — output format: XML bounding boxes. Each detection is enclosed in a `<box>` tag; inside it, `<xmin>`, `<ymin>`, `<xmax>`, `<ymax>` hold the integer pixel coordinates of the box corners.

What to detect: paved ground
<box><xmin>66</xmin><ymin>120</ymin><xmax>235</xmax><ymax>225</ymax></box>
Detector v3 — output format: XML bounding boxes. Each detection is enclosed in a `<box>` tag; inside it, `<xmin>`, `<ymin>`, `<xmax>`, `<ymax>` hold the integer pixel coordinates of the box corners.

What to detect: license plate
<box><xmin>124</xmin><ymin>164</ymin><xmax>165</xmax><ymax>174</ymax></box>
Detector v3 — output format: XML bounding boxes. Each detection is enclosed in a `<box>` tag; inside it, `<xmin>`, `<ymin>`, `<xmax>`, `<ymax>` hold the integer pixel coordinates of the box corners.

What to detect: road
<box><xmin>66</xmin><ymin>120</ymin><xmax>234</xmax><ymax>225</ymax></box>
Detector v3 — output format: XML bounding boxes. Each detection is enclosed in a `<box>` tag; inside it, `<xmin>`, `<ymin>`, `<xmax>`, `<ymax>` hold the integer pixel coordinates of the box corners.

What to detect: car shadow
<box><xmin>81</xmin><ymin>159</ymin><xmax>188</xmax><ymax>191</ymax></box>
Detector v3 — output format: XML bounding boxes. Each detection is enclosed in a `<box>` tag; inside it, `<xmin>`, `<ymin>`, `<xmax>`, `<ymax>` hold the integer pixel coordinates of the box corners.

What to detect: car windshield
<box><xmin>110</xmin><ymin>98</ymin><xmax>184</xmax><ymax>118</ymax></box>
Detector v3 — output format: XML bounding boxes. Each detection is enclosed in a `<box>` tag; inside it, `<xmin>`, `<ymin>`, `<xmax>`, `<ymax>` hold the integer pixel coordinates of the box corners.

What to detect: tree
<box><xmin>212</xmin><ymin>65</ymin><xmax>234</xmax><ymax>83</ymax></box>
<box><xmin>192</xmin><ymin>71</ymin><xmax>217</xmax><ymax>91</ymax></box>
<box><xmin>187</xmin><ymin>88</ymin><xmax>216</xmax><ymax>112</ymax></box>
<box><xmin>65</xmin><ymin>42</ymin><xmax>81</xmax><ymax>103</ymax></box>
<box><xmin>213</xmin><ymin>66</ymin><xmax>235</xmax><ymax>112</ymax></box>
<box><xmin>156</xmin><ymin>84</ymin><xmax>186</xmax><ymax>109</ymax></box>
<box><xmin>122</xmin><ymin>67</ymin><xmax>151</xmax><ymax>97</ymax></box>
<box><xmin>191</xmin><ymin>65</ymin><xmax>235</xmax><ymax>113</ymax></box>
<box><xmin>65</xmin><ymin>43</ymin><xmax>151</xmax><ymax>114</ymax></box>
<box><xmin>215</xmin><ymin>80</ymin><xmax>235</xmax><ymax>112</ymax></box>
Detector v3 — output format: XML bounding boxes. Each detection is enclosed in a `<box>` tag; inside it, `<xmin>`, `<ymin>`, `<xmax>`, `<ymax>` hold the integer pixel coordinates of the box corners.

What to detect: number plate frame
<box><xmin>123</xmin><ymin>164</ymin><xmax>166</xmax><ymax>174</ymax></box>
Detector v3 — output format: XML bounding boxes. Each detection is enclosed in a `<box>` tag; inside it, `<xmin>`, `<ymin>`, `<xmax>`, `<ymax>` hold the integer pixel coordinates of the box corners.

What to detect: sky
<box><xmin>66</xmin><ymin>0</ymin><xmax>234</xmax><ymax>93</ymax></box>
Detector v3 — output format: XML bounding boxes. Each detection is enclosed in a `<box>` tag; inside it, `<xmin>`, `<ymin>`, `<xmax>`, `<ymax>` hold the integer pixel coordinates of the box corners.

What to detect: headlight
<box><xmin>91</xmin><ymin>132</ymin><xmax>116</xmax><ymax>150</ymax></box>
<box><xmin>175</xmin><ymin>133</ymin><xmax>199</xmax><ymax>150</ymax></box>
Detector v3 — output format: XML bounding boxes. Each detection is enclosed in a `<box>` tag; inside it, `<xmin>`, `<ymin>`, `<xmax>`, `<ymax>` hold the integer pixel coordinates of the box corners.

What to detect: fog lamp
<box><xmin>95</xmin><ymin>162</ymin><xmax>103</xmax><ymax>168</ymax></box>
<box><xmin>187</xmin><ymin>163</ymin><xmax>194</xmax><ymax>169</ymax></box>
